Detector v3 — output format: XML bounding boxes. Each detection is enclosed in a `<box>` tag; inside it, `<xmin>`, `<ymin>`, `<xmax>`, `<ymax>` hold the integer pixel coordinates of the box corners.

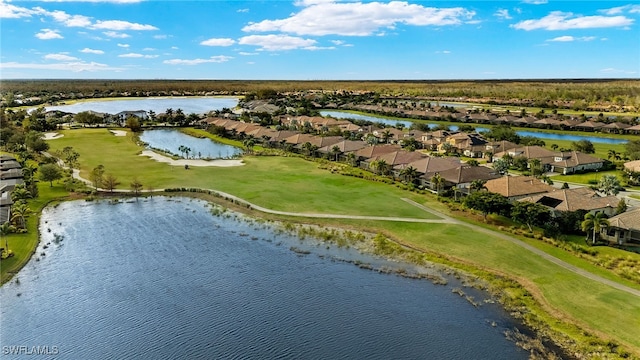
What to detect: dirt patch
<box><xmin>110</xmin><ymin>130</ymin><xmax>127</xmax><ymax>137</ymax></box>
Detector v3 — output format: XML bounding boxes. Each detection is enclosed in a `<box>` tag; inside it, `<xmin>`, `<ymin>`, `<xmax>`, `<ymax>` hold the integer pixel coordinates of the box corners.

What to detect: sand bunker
<box><xmin>110</xmin><ymin>130</ymin><xmax>127</xmax><ymax>136</ymax></box>
<box><xmin>140</xmin><ymin>150</ymin><xmax>244</xmax><ymax>167</ymax></box>
<box><xmin>43</xmin><ymin>132</ymin><xmax>64</xmax><ymax>140</ymax></box>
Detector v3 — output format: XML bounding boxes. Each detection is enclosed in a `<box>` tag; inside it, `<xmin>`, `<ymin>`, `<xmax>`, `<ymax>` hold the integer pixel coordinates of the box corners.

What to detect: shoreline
<box><xmin>12</xmin><ymin>192</ymin><xmax>567</xmax><ymax>358</ymax></box>
<box><xmin>2</xmin><ymin>188</ymin><xmax>635</xmax><ymax>358</ymax></box>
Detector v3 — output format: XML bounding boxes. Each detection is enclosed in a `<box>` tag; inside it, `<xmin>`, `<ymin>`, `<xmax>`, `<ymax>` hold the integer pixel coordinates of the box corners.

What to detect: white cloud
<box><xmin>512</xmin><ymin>11</ymin><xmax>634</xmax><ymax>30</ymax></box>
<box><xmin>435</xmin><ymin>50</ymin><xmax>451</xmax><ymax>54</ymax></box>
<box><xmin>547</xmin><ymin>35</ymin><xmax>596</xmax><ymax>42</ymax></box>
<box><xmin>163</xmin><ymin>56</ymin><xmax>233</xmax><ymax>65</ymax></box>
<box><xmin>238</xmin><ymin>34</ymin><xmax>317</xmax><ymax>51</ymax></box>
<box><xmin>0</xmin><ymin>61</ymin><xmax>122</xmax><ymax>72</ymax></box>
<box><xmin>600</xmin><ymin>5</ymin><xmax>640</xmax><ymax>15</ymax></box>
<box><xmin>92</xmin><ymin>20</ymin><xmax>158</xmax><ymax>31</ymax></box>
<box><xmin>238</xmin><ymin>52</ymin><xmax>259</xmax><ymax>56</ymax></box>
<box><xmin>80</xmin><ymin>48</ymin><xmax>105</xmax><ymax>54</ymax></box>
<box><xmin>47</xmin><ymin>10</ymin><xmax>92</xmax><ymax>27</ymax></box>
<box><xmin>522</xmin><ymin>0</ymin><xmax>547</xmax><ymax>4</ymax></box>
<box><xmin>0</xmin><ymin>0</ymin><xmax>37</xmax><ymax>18</ymax></box>
<box><xmin>242</xmin><ymin>1</ymin><xmax>475</xmax><ymax>36</ymax></box>
<box><xmin>494</xmin><ymin>9</ymin><xmax>512</xmax><ymax>20</ymax></box>
<box><xmin>142</xmin><ymin>47</ymin><xmax>156</xmax><ymax>51</ymax></box>
<box><xmin>118</xmin><ymin>53</ymin><xmax>159</xmax><ymax>58</ymax></box>
<box><xmin>200</xmin><ymin>38</ymin><xmax>236</xmax><ymax>46</ymax></box>
<box><xmin>304</xmin><ymin>46</ymin><xmax>335</xmax><ymax>51</ymax></box>
<box><xmin>44</xmin><ymin>53</ymin><xmax>79</xmax><ymax>61</ymax></box>
<box><xmin>154</xmin><ymin>34</ymin><xmax>168</xmax><ymax>39</ymax></box>
<box><xmin>104</xmin><ymin>31</ymin><xmax>130</xmax><ymax>38</ymax></box>
<box><xmin>117</xmin><ymin>43</ymin><xmax>130</xmax><ymax>48</ymax></box>
<box><xmin>35</xmin><ymin>28</ymin><xmax>63</xmax><ymax>39</ymax></box>
<box><xmin>237</xmin><ymin>8</ymin><xmax>249</xmax><ymax>13</ymax></box>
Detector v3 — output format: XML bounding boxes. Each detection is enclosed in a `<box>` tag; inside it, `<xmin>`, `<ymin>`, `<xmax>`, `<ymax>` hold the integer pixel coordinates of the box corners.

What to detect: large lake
<box><xmin>321</xmin><ymin>110</ymin><xmax>628</xmax><ymax>145</ymax></box>
<box><xmin>140</xmin><ymin>129</ymin><xmax>242</xmax><ymax>159</ymax></box>
<box><xmin>0</xmin><ymin>198</ymin><xmax>531</xmax><ymax>359</ymax></box>
<box><xmin>42</xmin><ymin>97</ymin><xmax>239</xmax><ymax>115</ymax></box>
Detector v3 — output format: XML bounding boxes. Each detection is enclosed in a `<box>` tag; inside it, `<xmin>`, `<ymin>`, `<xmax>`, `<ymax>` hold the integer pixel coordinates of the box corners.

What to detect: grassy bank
<box><xmin>0</xmin><ymin>183</ymin><xmax>69</xmax><ymax>284</ymax></box>
<box><xmin>34</xmin><ymin>127</ymin><xmax>640</xmax><ymax>356</ymax></box>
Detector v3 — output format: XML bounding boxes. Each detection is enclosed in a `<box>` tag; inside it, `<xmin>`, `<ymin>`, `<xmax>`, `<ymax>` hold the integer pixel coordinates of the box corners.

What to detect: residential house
<box><xmin>574</xmin><ymin>121</ymin><xmax>605</xmax><ymax>132</ymax></box>
<box><xmin>484</xmin><ymin>175</ymin><xmax>556</xmax><ymax>201</ymax></box>
<box><xmin>441</xmin><ymin>132</ymin><xmax>488</xmax><ymax>157</ymax></box>
<box><xmin>363</xmin><ymin>150</ymin><xmax>426</xmax><ymax>176</ymax></box>
<box><xmin>116</xmin><ymin>110</ymin><xmax>148</xmax><ymax>123</ymax></box>
<box><xmin>317</xmin><ymin>140</ymin><xmax>368</xmax><ymax>161</ymax></box>
<box><xmin>519</xmin><ymin>187</ymin><xmax>619</xmax><ymax>216</ymax></box>
<box><xmin>354</xmin><ymin>144</ymin><xmax>402</xmax><ymax>168</ymax></box>
<box><xmin>427</xmin><ymin>165</ymin><xmax>500</xmax><ymax>193</ymax></box>
<box><xmin>548</xmin><ymin>151</ymin><xmax>604</xmax><ymax>174</ymax></box>
<box><xmin>601</xmin><ymin>122</ymin><xmax>631</xmax><ymax>134</ymax></box>
<box><xmin>601</xmin><ymin>208</ymin><xmax>640</xmax><ymax>245</ymax></box>
<box><xmin>395</xmin><ymin>156</ymin><xmax>462</xmax><ymax>187</ymax></box>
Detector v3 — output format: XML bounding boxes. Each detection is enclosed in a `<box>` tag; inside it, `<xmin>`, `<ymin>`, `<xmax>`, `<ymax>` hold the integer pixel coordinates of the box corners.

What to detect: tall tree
<box><xmin>464</xmin><ymin>191</ymin><xmax>510</xmax><ymax>220</ymax></box>
<box><xmin>511</xmin><ymin>202</ymin><xmax>551</xmax><ymax>231</ymax></box>
<box><xmin>103</xmin><ymin>174</ymin><xmax>120</xmax><ymax>193</ymax></box>
<box><xmin>10</xmin><ymin>202</ymin><xmax>32</xmax><ymax>229</ymax></box>
<box><xmin>430</xmin><ymin>173</ymin><xmax>445</xmax><ymax>195</ymax></box>
<box><xmin>89</xmin><ymin>165</ymin><xmax>106</xmax><ymax>189</ymax></box>
<box><xmin>581</xmin><ymin>212</ymin><xmax>609</xmax><ymax>245</ymax></box>
<box><xmin>38</xmin><ymin>163</ymin><xmax>63</xmax><ymax>187</ymax></box>
<box><xmin>130</xmin><ymin>177</ymin><xmax>143</xmax><ymax>201</ymax></box>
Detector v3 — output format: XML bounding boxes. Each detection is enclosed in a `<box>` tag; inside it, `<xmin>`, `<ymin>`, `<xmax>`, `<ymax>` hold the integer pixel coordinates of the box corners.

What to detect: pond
<box><xmin>139</xmin><ymin>129</ymin><xmax>243</xmax><ymax>159</ymax></box>
<box><xmin>0</xmin><ymin>197</ymin><xmax>532</xmax><ymax>359</ymax></box>
<box><xmin>321</xmin><ymin>110</ymin><xmax>628</xmax><ymax>145</ymax></box>
<box><xmin>41</xmin><ymin>97</ymin><xmax>239</xmax><ymax>115</ymax></box>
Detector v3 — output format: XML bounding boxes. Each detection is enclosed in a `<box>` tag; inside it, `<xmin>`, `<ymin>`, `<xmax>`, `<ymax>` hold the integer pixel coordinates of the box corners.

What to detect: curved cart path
<box><xmin>64</xmin><ymin>163</ymin><xmax>640</xmax><ymax>298</ymax></box>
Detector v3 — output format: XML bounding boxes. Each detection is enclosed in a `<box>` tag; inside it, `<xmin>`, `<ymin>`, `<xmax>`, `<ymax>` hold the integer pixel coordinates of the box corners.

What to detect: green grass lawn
<box><xmin>551</xmin><ymin>169</ymin><xmax>624</xmax><ymax>185</ymax></box>
<box><xmin>46</xmin><ymin>128</ymin><xmax>437</xmax><ymax>219</ymax></box>
<box><xmin>36</xmin><ymin>127</ymin><xmax>640</xmax><ymax>355</ymax></box>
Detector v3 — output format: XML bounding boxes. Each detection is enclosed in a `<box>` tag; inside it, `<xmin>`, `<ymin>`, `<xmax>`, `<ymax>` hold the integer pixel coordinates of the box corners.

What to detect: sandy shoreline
<box><xmin>110</xmin><ymin>130</ymin><xmax>127</xmax><ymax>136</ymax></box>
<box><xmin>140</xmin><ymin>150</ymin><xmax>244</xmax><ymax>167</ymax></box>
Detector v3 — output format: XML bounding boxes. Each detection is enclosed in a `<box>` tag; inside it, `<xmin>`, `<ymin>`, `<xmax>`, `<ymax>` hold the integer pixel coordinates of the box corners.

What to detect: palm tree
<box><xmin>381</xmin><ymin>129</ymin><xmax>393</xmax><ymax>144</ymax></box>
<box><xmin>330</xmin><ymin>145</ymin><xmax>342</xmax><ymax>162</ymax></box>
<box><xmin>370</xmin><ymin>159</ymin><xmax>388</xmax><ymax>175</ymax></box>
<box><xmin>581</xmin><ymin>212</ymin><xmax>609</xmax><ymax>245</ymax></box>
<box><xmin>431</xmin><ymin>173</ymin><xmax>445</xmax><ymax>196</ymax></box>
<box><xmin>243</xmin><ymin>138</ymin><xmax>255</xmax><ymax>154</ymax></box>
<box><xmin>607</xmin><ymin>149</ymin><xmax>621</xmax><ymax>161</ymax></box>
<box><xmin>441</xmin><ymin>142</ymin><xmax>454</xmax><ymax>156</ymax></box>
<box><xmin>301</xmin><ymin>142</ymin><xmax>317</xmax><ymax>157</ymax></box>
<box><xmin>551</xmin><ymin>144</ymin><xmax>559</xmax><ymax>151</ymax></box>
<box><xmin>1</xmin><ymin>222</ymin><xmax>11</xmax><ymax>252</ymax></box>
<box><xmin>399</xmin><ymin>166</ymin><xmax>419</xmax><ymax>185</ymax></box>
<box><xmin>11</xmin><ymin>203</ymin><xmax>32</xmax><ymax>229</ymax></box>
<box><xmin>178</xmin><ymin>145</ymin><xmax>186</xmax><ymax>158</ymax></box>
<box><xmin>469</xmin><ymin>179</ymin><xmax>487</xmax><ymax>193</ymax></box>
<box><xmin>346</xmin><ymin>152</ymin><xmax>357</xmax><ymax>167</ymax></box>
<box><xmin>184</xmin><ymin>147</ymin><xmax>192</xmax><ymax>159</ymax></box>
<box><xmin>10</xmin><ymin>185</ymin><xmax>32</xmax><ymax>204</ymax></box>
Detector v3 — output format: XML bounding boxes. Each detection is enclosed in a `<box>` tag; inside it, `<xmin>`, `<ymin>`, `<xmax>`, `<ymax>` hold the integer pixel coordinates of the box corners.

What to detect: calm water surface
<box><xmin>139</xmin><ymin>129</ymin><xmax>242</xmax><ymax>159</ymax></box>
<box><xmin>0</xmin><ymin>198</ymin><xmax>529</xmax><ymax>359</ymax></box>
<box><xmin>42</xmin><ymin>97</ymin><xmax>239</xmax><ymax>115</ymax></box>
<box><xmin>321</xmin><ymin>110</ymin><xmax>628</xmax><ymax>144</ymax></box>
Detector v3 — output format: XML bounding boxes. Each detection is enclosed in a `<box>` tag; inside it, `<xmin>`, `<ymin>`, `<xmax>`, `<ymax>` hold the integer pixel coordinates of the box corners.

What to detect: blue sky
<box><xmin>1</xmin><ymin>0</ymin><xmax>639</xmax><ymax>80</ymax></box>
